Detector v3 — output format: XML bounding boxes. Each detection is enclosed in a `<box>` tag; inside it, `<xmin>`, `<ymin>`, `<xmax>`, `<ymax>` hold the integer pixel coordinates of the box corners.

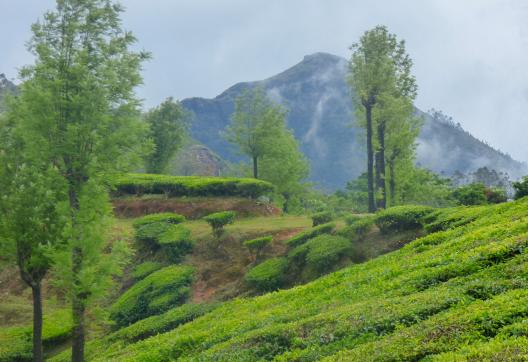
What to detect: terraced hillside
<box><xmin>46</xmin><ymin>197</ymin><xmax>528</xmax><ymax>361</ymax></box>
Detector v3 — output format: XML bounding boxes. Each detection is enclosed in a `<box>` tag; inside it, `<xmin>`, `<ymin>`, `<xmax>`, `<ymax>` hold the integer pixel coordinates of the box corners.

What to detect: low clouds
<box><xmin>1</xmin><ymin>0</ymin><xmax>527</xmax><ymax>161</ymax></box>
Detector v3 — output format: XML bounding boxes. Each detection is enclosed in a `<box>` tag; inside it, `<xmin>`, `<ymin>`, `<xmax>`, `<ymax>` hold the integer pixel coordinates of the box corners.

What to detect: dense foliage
<box><xmin>311</xmin><ymin>211</ymin><xmax>333</xmax><ymax>227</ymax></box>
<box><xmin>113</xmin><ymin>173</ymin><xmax>274</xmax><ymax>198</ymax></box>
<box><xmin>245</xmin><ymin>257</ymin><xmax>289</xmax><ymax>292</ymax></box>
<box><xmin>513</xmin><ymin>176</ymin><xmax>528</xmax><ymax>200</ymax></box>
<box><xmin>375</xmin><ymin>205</ymin><xmax>435</xmax><ymax>233</ymax></box>
<box><xmin>70</xmin><ymin>198</ymin><xmax>528</xmax><ymax>361</ymax></box>
<box><xmin>144</xmin><ymin>98</ymin><xmax>189</xmax><ymax>174</ymax></box>
<box><xmin>284</xmin><ymin>222</ymin><xmax>336</xmax><ymax>247</ymax></box>
<box><xmin>109</xmin><ymin>265</ymin><xmax>194</xmax><ymax>328</ymax></box>
<box><xmin>289</xmin><ymin>234</ymin><xmax>352</xmax><ymax>273</ymax></box>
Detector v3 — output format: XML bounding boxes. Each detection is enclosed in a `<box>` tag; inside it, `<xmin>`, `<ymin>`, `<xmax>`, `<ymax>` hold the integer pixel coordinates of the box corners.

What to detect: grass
<box><xmin>58</xmin><ymin>197</ymin><xmax>528</xmax><ymax>361</ymax></box>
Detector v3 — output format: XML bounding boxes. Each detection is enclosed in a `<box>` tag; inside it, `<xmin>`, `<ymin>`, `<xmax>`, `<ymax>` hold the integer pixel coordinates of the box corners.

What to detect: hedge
<box><xmin>131</xmin><ymin>261</ymin><xmax>163</xmax><ymax>280</ymax></box>
<box><xmin>284</xmin><ymin>222</ymin><xmax>335</xmax><ymax>248</ymax></box>
<box><xmin>311</xmin><ymin>211</ymin><xmax>333</xmax><ymax>227</ymax></box>
<box><xmin>133</xmin><ymin>213</ymin><xmax>186</xmax><ymax>229</ymax></box>
<box><xmin>375</xmin><ymin>205</ymin><xmax>435</xmax><ymax>233</ymax></box>
<box><xmin>288</xmin><ymin>235</ymin><xmax>352</xmax><ymax>273</ymax></box>
<box><xmin>245</xmin><ymin>257</ymin><xmax>289</xmax><ymax>292</ymax></box>
<box><xmin>112</xmin><ymin>173</ymin><xmax>274</xmax><ymax>198</ymax></box>
<box><xmin>339</xmin><ymin>216</ymin><xmax>375</xmax><ymax>239</ymax></box>
<box><xmin>109</xmin><ymin>265</ymin><xmax>194</xmax><ymax>328</ymax></box>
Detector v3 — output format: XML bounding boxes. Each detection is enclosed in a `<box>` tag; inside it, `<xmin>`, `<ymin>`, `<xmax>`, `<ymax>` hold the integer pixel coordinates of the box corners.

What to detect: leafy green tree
<box><xmin>12</xmin><ymin>1</ymin><xmax>149</xmax><ymax>360</ymax></box>
<box><xmin>225</xmin><ymin>87</ymin><xmax>283</xmax><ymax>178</ymax></box>
<box><xmin>348</xmin><ymin>26</ymin><xmax>417</xmax><ymax>212</ymax></box>
<box><xmin>0</xmin><ymin>115</ymin><xmax>67</xmax><ymax>362</ymax></box>
<box><xmin>144</xmin><ymin>97</ymin><xmax>188</xmax><ymax>173</ymax></box>
<box><xmin>259</xmin><ymin>125</ymin><xmax>309</xmax><ymax>213</ymax></box>
<box><xmin>513</xmin><ymin>176</ymin><xmax>528</xmax><ymax>199</ymax></box>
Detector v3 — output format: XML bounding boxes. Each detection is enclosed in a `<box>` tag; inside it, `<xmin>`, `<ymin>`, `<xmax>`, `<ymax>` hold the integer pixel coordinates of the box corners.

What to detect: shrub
<box><xmin>284</xmin><ymin>222</ymin><xmax>336</xmax><ymax>248</ymax></box>
<box><xmin>203</xmin><ymin>211</ymin><xmax>236</xmax><ymax>238</ymax></box>
<box><xmin>485</xmin><ymin>187</ymin><xmax>507</xmax><ymax>204</ymax></box>
<box><xmin>513</xmin><ymin>176</ymin><xmax>528</xmax><ymax>200</ymax></box>
<box><xmin>135</xmin><ymin>221</ymin><xmax>171</xmax><ymax>249</ymax></box>
<box><xmin>108</xmin><ymin>303</ymin><xmax>219</xmax><ymax>343</ymax></box>
<box><xmin>340</xmin><ymin>216</ymin><xmax>375</xmax><ymax>239</ymax></box>
<box><xmin>245</xmin><ymin>257</ymin><xmax>288</xmax><ymax>292</ymax></box>
<box><xmin>109</xmin><ymin>265</ymin><xmax>194</xmax><ymax>328</ymax></box>
<box><xmin>452</xmin><ymin>183</ymin><xmax>488</xmax><ymax>206</ymax></box>
<box><xmin>133</xmin><ymin>212</ymin><xmax>185</xmax><ymax>229</ymax></box>
<box><xmin>112</xmin><ymin>173</ymin><xmax>274</xmax><ymax>198</ymax></box>
<box><xmin>158</xmin><ymin>224</ymin><xmax>194</xmax><ymax>263</ymax></box>
<box><xmin>311</xmin><ymin>211</ymin><xmax>333</xmax><ymax>227</ymax></box>
<box><xmin>375</xmin><ymin>205</ymin><xmax>435</xmax><ymax>233</ymax></box>
<box><xmin>131</xmin><ymin>261</ymin><xmax>163</xmax><ymax>280</ymax></box>
<box><xmin>244</xmin><ymin>236</ymin><xmax>273</xmax><ymax>261</ymax></box>
<box><xmin>288</xmin><ymin>235</ymin><xmax>352</xmax><ymax>273</ymax></box>
<box><xmin>305</xmin><ymin>235</ymin><xmax>352</xmax><ymax>272</ymax></box>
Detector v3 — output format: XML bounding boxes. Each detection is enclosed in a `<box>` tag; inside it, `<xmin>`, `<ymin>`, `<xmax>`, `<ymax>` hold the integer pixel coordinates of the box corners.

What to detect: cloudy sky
<box><xmin>1</xmin><ymin>0</ymin><xmax>527</xmax><ymax>161</ymax></box>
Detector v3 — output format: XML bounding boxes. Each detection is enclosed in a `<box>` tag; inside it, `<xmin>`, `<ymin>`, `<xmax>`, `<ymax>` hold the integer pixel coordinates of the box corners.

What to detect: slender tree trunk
<box><xmin>389</xmin><ymin>158</ymin><xmax>396</xmax><ymax>207</ymax></box>
<box><xmin>252</xmin><ymin>156</ymin><xmax>258</xmax><ymax>179</ymax></box>
<box><xmin>69</xmin><ymin>186</ymin><xmax>85</xmax><ymax>362</ymax></box>
<box><xmin>365</xmin><ymin>105</ymin><xmax>376</xmax><ymax>213</ymax></box>
<box><xmin>377</xmin><ymin>122</ymin><xmax>387</xmax><ymax>209</ymax></box>
<box><xmin>32</xmin><ymin>283</ymin><xmax>44</xmax><ymax>362</ymax></box>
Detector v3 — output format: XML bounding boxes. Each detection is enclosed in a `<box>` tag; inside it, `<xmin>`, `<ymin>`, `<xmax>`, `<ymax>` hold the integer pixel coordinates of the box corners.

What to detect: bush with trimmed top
<box><xmin>133</xmin><ymin>213</ymin><xmax>185</xmax><ymax>229</ymax></box>
<box><xmin>375</xmin><ymin>205</ymin><xmax>435</xmax><ymax>233</ymax></box>
<box><xmin>203</xmin><ymin>211</ymin><xmax>236</xmax><ymax>238</ymax></box>
<box><xmin>109</xmin><ymin>265</ymin><xmax>194</xmax><ymax>328</ymax></box>
<box><xmin>245</xmin><ymin>257</ymin><xmax>288</xmax><ymax>292</ymax></box>
<box><xmin>284</xmin><ymin>222</ymin><xmax>335</xmax><ymax>248</ymax></box>
<box><xmin>244</xmin><ymin>236</ymin><xmax>272</xmax><ymax>261</ymax></box>
<box><xmin>311</xmin><ymin>211</ymin><xmax>333</xmax><ymax>227</ymax></box>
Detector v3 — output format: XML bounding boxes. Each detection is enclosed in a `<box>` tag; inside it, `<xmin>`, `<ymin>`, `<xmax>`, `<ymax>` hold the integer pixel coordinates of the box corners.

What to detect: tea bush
<box><xmin>244</xmin><ymin>236</ymin><xmax>272</xmax><ymax>261</ymax></box>
<box><xmin>284</xmin><ymin>222</ymin><xmax>335</xmax><ymax>247</ymax></box>
<box><xmin>203</xmin><ymin>211</ymin><xmax>236</xmax><ymax>238</ymax></box>
<box><xmin>132</xmin><ymin>212</ymin><xmax>185</xmax><ymax>229</ymax></box>
<box><xmin>289</xmin><ymin>234</ymin><xmax>352</xmax><ymax>273</ymax></box>
<box><xmin>112</xmin><ymin>173</ymin><xmax>274</xmax><ymax>198</ymax></box>
<box><xmin>109</xmin><ymin>265</ymin><xmax>194</xmax><ymax>328</ymax></box>
<box><xmin>245</xmin><ymin>257</ymin><xmax>288</xmax><ymax>292</ymax></box>
<box><xmin>375</xmin><ymin>205</ymin><xmax>435</xmax><ymax>233</ymax></box>
<box><xmin>311</xmin><ymin>211</ymin><xmax>333</xmax><ymax>227</ymax></box>
<box><xmin>131</xmin><ymin>261</ymin><xmax>163</xmax><ymax>280</ymax></box>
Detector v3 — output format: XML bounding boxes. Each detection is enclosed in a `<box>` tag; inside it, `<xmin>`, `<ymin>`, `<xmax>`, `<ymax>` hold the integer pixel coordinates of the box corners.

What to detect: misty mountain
<box><xmin>182</xmin><ymin>52</ymin><xmax>527</xmax><ymax>190</ymax></box>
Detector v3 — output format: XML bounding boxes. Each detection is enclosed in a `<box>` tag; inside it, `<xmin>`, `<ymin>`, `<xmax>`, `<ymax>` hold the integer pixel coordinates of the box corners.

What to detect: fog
<box><xmin>1</xmin><ymin>0</ymin><xmax>527</xmax><ymax>161</ymax></box>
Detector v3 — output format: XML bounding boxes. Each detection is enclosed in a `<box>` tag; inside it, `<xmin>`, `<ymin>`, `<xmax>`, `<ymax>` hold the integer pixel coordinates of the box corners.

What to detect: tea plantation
<box><xmin>47</xmin><ymin>197</ymin><xmax>528</xmax><ymax>361</ymax></box>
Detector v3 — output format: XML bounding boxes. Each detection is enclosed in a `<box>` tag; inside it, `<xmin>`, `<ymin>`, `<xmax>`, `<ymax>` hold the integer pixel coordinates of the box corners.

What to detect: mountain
<box><xmin>182</xmin><ymin>52</ymin><xmax>527</xmax><ymax>191</ymax></box>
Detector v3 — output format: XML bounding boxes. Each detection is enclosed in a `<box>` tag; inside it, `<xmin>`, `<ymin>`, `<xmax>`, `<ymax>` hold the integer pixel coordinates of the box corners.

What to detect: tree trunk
<box><xmin>377</xmin><ymin>122</ymin><xmax>387</xmax><ymax>209</ymax></box>
<box><xmin>389</xmin><ymin>158</ymin><xmax>396</xmax><ymax>207</ymax></box>
<box><xmin>366</xmin><ymin>105</ymin><xmax>376</xmax><ymax>213</ymax></box>
<box><xmin>69</xmin><ymin>186</ymin><xmax>85</xmax><ymax>362</ymax></box>
<box><xmin>253</xmin><ymin>156</ymin><xmax>258</xmax><ymax>179</ymax></box>
<box><xmin>32</xmin><ymin>284</ymin><xmax>44</xmax><ymax>362</ymax></box>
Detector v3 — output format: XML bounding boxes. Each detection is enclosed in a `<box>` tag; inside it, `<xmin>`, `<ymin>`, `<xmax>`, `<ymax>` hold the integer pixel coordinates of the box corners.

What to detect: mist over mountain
<box><xmin>182</xmin><ymin>52</ymin><xmax>527</xmax><ymax>190</ymax></box>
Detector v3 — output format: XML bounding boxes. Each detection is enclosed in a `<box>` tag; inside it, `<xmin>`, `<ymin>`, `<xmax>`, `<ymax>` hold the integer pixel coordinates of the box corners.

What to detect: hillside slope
<box><xmin>182</xmin><ymin>53</ymin><xmax>527</xmax><ymax>190</ymax></box>
<box><xmin>63</xmin><ymin>197</ymin><xmax>528</xmax><ymax>361</ymax></box>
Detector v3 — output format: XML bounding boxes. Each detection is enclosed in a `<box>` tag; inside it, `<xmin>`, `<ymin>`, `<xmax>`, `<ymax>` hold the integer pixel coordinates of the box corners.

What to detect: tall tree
<box><xmin>259</xmin><ymin>125</ymin><xmax>309</xmax><ymax>212</ymax></box>
<box><xmin>225</xmin><ymin>87</ymin><xmax>283</xmax><ymax>179</ymax></box>
<box><xmin>348</xmin><ymin>25</ymin><xmax>417</xmax><ymax>212</ymax></box>
<box><xmin>13</xmin><ymin>1</ymin><xmax>149</xmax><ymax>360</ymax></box>
<box><xmin>144</xmin><ymin>97</ymin><xmax>188</xmax><ymax>174</ymax></box>
<box><xmin>0</xmin><ymin>113</ymin><xmax>66</xmax><ymax>362</ymax></box>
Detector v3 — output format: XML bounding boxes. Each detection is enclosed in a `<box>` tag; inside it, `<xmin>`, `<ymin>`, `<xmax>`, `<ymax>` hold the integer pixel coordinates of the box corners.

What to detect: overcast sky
<box><xmin>1</xmin><ymin>0</ymin><xmax>527</xmax><ymax>161</ymax></box>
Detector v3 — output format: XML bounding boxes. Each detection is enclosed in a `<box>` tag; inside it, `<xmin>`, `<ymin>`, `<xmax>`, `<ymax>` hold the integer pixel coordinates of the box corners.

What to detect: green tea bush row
<box><xmin>339</xmin><ymin>215</ymin><xmax>375</xmax><ymax>239</ymax></box>
<box><xmin>244</xmin><ymin>236</ymin><xmax>272</xmax><ymax>260</ymax></box>
<box><xmin>311</xmin><ymin>211</ymin><xmax>333</xmax><ymax>227</ymax></box>
<box><xmin>284</xmin><ymin>222</ymin><xmax>335</xmax><ymax>247</ymax></box>
<box><xmin>289</xmin><ymin>234</ymin><xmax>352</xmax><ymax>272</ymax></box>
<box><xmin>375</xmin><ymin>205</ymin><xmax>435</xmax><ymax>233</ymax></box>
<box><xmin>109</xmin><ymin>265</ymin><xmax>194</xmax><ymax>328</ymax></box>
<box><xmin>244</xmin><ymin>257</ymin><xmax>288</xmax><ymax>292</ymax></box>
<box><xmin>131</xmin><ymin>261</ymin><xmax>163</xmax><ymax>280</ymax></box>
<box><xmin>112</xmin><ymin>173</ymin><xmax>274</xmax><ymax>198</ymax></box>
<box><xmin>0</xmin><ymin>309</ymin><xmax>72</xmax><ymax>362</ymax></box>
<box><xmin>132</xmin><ymin>212</ymin><xmax>185</xmax><ymax>229</ymax></box>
